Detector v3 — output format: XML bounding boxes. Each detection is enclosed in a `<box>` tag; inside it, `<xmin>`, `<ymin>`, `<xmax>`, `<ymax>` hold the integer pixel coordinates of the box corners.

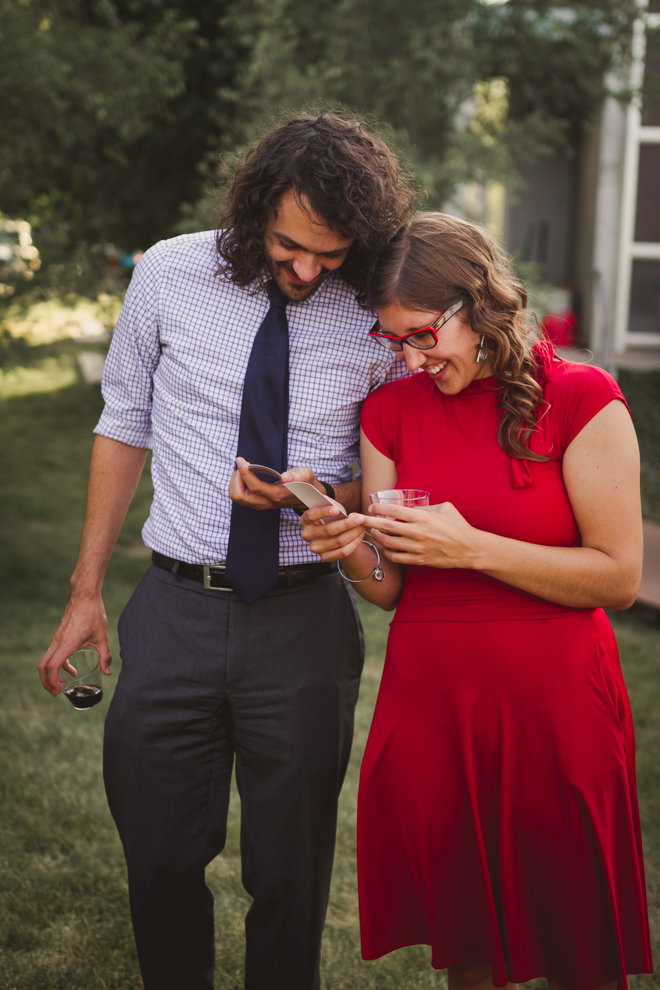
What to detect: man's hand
<box><xmin>37</xmin><ymin>435</ymin><xmax>148</xmax><ymax>696</ymax></box>
<box><xmin>38</xmin><ymin>594</ymin><xmax>112</xmax><ymax>696</ymax></box>
<box><xmin>228</xmin><ymin>457</ymin><xmax>326</xmax><ymax>511</ymax></box>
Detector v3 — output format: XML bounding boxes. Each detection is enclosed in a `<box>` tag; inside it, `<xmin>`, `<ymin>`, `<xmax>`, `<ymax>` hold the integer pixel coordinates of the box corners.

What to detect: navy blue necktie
<box><xmin>225</xmin><ymin>281</ymin><xmax>290</xmax><ymax>603</ymax></box>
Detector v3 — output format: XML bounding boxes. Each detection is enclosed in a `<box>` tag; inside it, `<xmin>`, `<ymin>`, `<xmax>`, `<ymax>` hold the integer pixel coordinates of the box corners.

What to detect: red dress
<box><xmin>358</xmin><ymin>344</ymin><xmax>652</xmax><ymax>990</ymax></box>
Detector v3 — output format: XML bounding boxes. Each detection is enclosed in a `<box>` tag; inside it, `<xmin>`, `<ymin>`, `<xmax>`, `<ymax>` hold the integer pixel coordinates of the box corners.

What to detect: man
<box><xmin>38</xmin><ymin>114</ymin><xmax>414</xmax><ymax>990</ymax></box>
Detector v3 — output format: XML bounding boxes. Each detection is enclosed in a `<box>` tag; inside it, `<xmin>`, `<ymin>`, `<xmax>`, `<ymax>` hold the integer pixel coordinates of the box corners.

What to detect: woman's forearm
<box><xmin>471</xmin><ymin>531</ymin><xmax>640</xmax><ymax>609</ymax></box>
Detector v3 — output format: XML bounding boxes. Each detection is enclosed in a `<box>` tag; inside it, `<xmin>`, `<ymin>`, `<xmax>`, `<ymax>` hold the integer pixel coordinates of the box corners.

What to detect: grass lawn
<box><xmin>0</xmin><ymin>379</ymin><xmax>659</xmax><ymax>989</ymax></box>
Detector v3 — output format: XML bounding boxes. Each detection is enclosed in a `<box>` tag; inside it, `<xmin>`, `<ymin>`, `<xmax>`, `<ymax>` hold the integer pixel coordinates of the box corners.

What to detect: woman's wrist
<box><xmin>460</xmin><ymin>528</ymin><xmax>499</xmax><ymax>572</ymax></box>
<box><xmin>339</xmin><ymin>540</ymin><xmax>379</xmax><ymax>581</ymax></box>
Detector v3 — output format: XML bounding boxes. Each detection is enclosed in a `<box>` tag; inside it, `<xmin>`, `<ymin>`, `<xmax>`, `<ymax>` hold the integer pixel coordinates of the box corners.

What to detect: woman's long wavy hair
<box><xmin>216</xmin><ymin>114</ymin><xmax>416</xmax><ymax>304</ymax></box>
<box><xmin>369</xmin><ymin>213</ymin><xmax>548</xmax><ymax>461</ymax></box>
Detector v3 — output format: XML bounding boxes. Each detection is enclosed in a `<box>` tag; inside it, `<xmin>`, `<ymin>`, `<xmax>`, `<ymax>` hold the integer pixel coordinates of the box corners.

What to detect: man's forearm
<box><xmin>71</xmin><ymin>435</ymin><xmax>149</xmax><ymax>597</ymax></box>
<box><xmin>333</xmin><ymin>479</ymin><xmax>361</xmax><ymax>514</ymax></box>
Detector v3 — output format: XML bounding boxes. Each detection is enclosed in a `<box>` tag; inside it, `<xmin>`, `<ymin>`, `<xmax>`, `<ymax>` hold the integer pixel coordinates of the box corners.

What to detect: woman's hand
<box><xmin>300</xmin><ymin>506</ymin><xmax>368</xmax><ymax>562</ymax></box>
<box><xmin>366</xmin><ymin>501</ymin><xmax>483</xmax><ymax>569</ymax></box>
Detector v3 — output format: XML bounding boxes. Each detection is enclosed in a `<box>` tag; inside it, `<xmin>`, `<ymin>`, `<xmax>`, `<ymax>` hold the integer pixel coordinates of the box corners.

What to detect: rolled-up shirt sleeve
<box><xmin>94</xmin><ymin>243</ymin><xmax>165</xmax><ymax>448</ymax></box>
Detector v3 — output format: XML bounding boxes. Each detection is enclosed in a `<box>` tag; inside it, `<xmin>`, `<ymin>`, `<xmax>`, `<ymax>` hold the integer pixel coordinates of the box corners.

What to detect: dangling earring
<box><xmin>476</xmin><ymin>335</ymin><xmax>488</xmax><ymax>362</ymax></box>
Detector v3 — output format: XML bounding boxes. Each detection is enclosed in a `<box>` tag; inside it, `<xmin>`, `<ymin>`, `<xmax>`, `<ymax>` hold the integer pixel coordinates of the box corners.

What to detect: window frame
<box><xmin>615</xmin><ymin>6</ymin><xmax>660</xmax><ymax>349</ymax></box>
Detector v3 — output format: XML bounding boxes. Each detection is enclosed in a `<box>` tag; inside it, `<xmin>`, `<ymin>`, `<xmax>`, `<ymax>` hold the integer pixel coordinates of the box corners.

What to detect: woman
<box><xmin>301</xmin><ymin>213</ymin><xmax>652</xmax><ymax>990</ymax></box>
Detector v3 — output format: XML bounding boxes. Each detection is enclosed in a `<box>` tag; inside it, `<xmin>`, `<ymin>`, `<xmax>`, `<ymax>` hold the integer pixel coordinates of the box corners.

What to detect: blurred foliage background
<box><xmin>0</xmin><ymin>0</ymin><xmax>638</xmax><ymax>306</ymax></box>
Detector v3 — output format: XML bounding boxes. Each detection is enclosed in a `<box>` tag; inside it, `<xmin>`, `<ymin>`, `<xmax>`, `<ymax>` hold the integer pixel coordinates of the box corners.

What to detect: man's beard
<box><xmin>265</xmin><ymin>256</ymin><xmax>331</xmax><ymax>301</ymax></box>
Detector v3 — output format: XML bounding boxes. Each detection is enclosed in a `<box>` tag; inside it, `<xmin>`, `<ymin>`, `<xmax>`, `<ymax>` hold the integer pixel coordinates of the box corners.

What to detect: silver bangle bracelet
<box><xmin>337</xmin><ymin>539</ymin><xmax>385</xmax><ymax>583</ymax></box>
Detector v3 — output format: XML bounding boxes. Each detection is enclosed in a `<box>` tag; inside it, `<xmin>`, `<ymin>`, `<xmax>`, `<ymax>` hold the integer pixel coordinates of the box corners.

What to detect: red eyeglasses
<box><xmin>368</xmin><ymin>300</ymin><xmax>464</xmax><ymax>351</ymax></box>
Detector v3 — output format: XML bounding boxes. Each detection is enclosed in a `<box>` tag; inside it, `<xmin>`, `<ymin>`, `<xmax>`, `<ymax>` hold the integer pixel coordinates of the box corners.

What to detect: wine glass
<box><xmin>369</xmin><ymin>489</ymin><xmax>430</xmax><ymax>507</ymax></box>
<box><xmin>61</xmin><ymin>649</ymin><xmax>103</xmax><ymax>710</ymax></box>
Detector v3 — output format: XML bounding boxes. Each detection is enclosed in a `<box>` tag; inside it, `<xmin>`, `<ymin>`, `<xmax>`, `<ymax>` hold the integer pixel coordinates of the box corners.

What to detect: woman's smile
<box><xmin>425</xmin><ymin>359</ymin><xmax>448</xmax><ymax>378</ymax></box>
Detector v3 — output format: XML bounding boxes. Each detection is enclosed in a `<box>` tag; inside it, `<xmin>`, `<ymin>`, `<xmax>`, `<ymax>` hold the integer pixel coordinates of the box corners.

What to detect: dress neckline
<box><xmin>428</xmin><ymin>340</ymin><xmax>557</xmax><ymax>401</ymax></box>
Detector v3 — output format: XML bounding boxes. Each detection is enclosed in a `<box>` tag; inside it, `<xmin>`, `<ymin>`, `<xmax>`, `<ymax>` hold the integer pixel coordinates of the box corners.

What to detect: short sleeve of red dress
<box><xmin>361</xmin><ymin>374</ymin><xmax>418</xmax><ymax>463</ymax></box>
<box><xmin>541</xmin><ymin>360</ymin><xmax>630</xmax><ymax>458</ymax></box>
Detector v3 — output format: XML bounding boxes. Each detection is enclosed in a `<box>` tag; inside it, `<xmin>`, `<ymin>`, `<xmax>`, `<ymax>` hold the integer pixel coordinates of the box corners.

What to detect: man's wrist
<box><xmin>70</xmin><ymin>570</ymin><xmax>104</xmax><ymax>600</ymax></box>
<box><xmin>331</xmin><ymin>479</ymin><xmax>361</xmax><ymax>515</ymax></box>
<box><xmin>70</xmin><ymin>586</ymin><xmax>104</xmax><ymax>602</ymax></box>
<box><xmin>318</xmin><ymin>480</ymin><xmax>336</xmax><ymax>501</ymax></box>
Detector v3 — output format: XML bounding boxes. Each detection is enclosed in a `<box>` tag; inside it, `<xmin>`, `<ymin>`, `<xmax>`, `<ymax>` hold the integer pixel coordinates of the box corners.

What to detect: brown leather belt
<box><xmin>152</xmin><ymin>551</ymin><xmax>336</xmax><ymax>592</ymax></box>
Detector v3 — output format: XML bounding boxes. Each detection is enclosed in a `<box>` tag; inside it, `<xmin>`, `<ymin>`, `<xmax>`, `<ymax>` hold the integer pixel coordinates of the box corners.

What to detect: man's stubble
<box><xmin>264</xmin><ymin>254</ymin><xmax>333</xmax><ymax>303</ymax></box>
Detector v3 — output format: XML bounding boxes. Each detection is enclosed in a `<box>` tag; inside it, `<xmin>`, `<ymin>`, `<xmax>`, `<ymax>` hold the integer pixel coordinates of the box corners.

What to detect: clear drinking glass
<box><xmin>61</xmin><ymin>648</ymin><xmax>103</xmax><ymax>710</ymax></box>
<box><xmin>369</xmin><ymin>489</ymin><xmax>431</xmax><ymax>508</ymax></box>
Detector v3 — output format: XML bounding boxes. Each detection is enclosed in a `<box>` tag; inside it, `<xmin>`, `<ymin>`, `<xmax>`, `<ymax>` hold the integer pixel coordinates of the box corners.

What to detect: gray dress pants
<box><xmin>103</xmin><ymin>564</ymin><xmax>364</xmax><ymax>990</ymax></box>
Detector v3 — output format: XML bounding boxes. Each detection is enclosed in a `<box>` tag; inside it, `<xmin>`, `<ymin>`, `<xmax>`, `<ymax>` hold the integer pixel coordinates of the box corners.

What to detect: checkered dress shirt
<box><xmin>95</xmin><ymin>230</ymin><xmax>406</xmax><ymax>566</ymax></box>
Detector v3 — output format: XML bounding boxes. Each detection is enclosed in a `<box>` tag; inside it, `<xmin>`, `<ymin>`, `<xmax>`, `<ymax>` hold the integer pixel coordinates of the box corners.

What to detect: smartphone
<box><xmin>247</xmin><ymin>464</ymin><xmax>283</xmax><ymax>481</ymax></box>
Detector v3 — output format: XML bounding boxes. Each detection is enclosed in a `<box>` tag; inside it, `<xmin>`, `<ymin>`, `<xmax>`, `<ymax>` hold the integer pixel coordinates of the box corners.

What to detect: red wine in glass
<box><xmin>63</xmin><ymin>684</ymin><xmax>103</xmax><ymax>709</ymax></box>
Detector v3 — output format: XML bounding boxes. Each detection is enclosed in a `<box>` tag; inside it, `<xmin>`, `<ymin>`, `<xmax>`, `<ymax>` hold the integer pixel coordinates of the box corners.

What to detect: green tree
<box><xmin>0</xmin><ymin>0</ymin><xmax>638</xmax><ymax>289</ymax></box>
<box><xmin>473</xmin><ymin>0</ymin><xmax>636</xmax><ymax>160</ymax></box>
<box><xmin>225</xmin><ymin>0</ymin><xmax>636</xmax><ymax>205</ymax></box>
<box><xmin>0</xmin><ymin>0</ymin><xmax>249</xmax><ymax>259</ymax></box>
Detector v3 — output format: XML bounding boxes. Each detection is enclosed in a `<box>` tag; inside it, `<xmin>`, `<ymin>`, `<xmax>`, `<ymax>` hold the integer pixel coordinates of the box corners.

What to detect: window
<box><xmin>615</xmin><ymin>12</ymin><xmax>660</xmax><ymax>349</ymax></box>
<box><xmin>629</xmin><ymin>260</ymin><xmax>660</xmax><ymax>334</ymax></box>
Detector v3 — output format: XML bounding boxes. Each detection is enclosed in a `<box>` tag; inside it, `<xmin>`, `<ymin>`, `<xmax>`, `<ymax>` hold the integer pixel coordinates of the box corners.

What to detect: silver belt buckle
<box><xmin>203</xmin><ymin>565</ymin><xmax>232</xmax><ymax>591</ymax></box>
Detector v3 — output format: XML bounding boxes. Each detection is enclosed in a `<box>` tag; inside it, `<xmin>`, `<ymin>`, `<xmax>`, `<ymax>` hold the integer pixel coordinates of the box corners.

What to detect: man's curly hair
<box><xmin>216</xmin><ymin>114</ymin><xmax>416</xmax><ymax>303</ymax></box>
